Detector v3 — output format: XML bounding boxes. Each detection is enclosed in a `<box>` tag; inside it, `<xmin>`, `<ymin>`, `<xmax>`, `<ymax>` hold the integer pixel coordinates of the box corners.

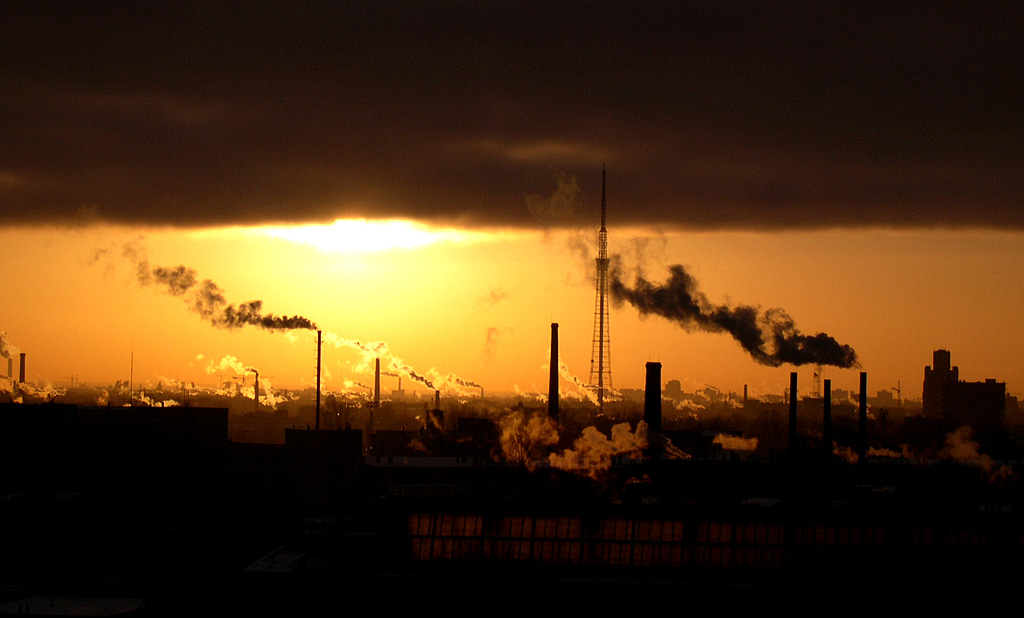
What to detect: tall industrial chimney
<box><xmin>822</xmin><ymin>378</ymin><xmax>832</xmax><ymax>457</ymax></box>
<box><xmin>644</xmin><ymin>362</ymin><xmax>662</xmax><ymax>433</ymax></box>
<box><xmin>315</xmin><ymin>330</ymin><xmax>322</xmax><ymax>430</ymax></box>
<box><xmin>788</xmin><ymin>372</ymin><xmax>797</xmax><ymax>452</ymax></box>
<box><xmin>18</xmin><ymin>353</ymin><xmax>26</xmax><ymax>384</ymax></box>
<box><xmin>6</xmin><ymin>357</ymin><xmax>11</xmax><ymax>380</ymax></box>
<box><xmin>434</xmin><ymin>389</ymin><xmax>441</xmax><ymax>411</ymax></box>
<box><xmin>374</xmin><ymin>358</ymin><xmax>381</xmax><ymax>408</ymax></box>
<box><xmin>548</xmin><ymin>323</ymin><xmax>559</xmax><ymax>419</ymax></box>
<box><xmin>858</xmin><ymin>371</ymin><xmax>867</xmax><ymax>464</ymax></box>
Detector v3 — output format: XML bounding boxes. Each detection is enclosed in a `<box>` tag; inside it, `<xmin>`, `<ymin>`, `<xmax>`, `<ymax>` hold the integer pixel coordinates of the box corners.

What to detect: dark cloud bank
<box><xmin>3</xmin><ymin>2</ymin><xmax>1022</xmax><ymax>229</ymax></box>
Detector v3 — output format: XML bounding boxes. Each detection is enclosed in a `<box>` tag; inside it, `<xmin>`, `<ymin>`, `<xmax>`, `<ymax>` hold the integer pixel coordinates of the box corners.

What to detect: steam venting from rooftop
<box><xmin>108</xmin><ymin>242</ymin><xmax>317</xmax><ymax>331</ymax></box>
<box><xmin>610</xmin><ymin>264</ymin><xmax>857</xmax><ymax>368</ymax></box>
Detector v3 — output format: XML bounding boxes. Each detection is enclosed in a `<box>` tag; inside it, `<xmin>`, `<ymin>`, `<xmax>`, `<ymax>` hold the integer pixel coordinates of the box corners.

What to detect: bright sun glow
<box><xmin>250</xmin><ymin>219</ymin><xmax>495</xmax><ymax>252</ymax></box>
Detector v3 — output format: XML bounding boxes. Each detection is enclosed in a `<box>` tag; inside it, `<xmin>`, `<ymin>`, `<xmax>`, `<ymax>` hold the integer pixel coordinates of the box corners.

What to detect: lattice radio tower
<box><xmin>589</xmin><ymin>166</ymin><xmax>612</xmax><ymax>413</ymax></box>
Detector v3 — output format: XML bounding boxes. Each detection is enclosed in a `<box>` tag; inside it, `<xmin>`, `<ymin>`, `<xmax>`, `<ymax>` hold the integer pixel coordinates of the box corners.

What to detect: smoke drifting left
<box><xmin>323</xmin><ymin>333</ymin><xmax>481</xmax><ymax>394</ymax></box>
<box><xmin>111</xmin><ymin>243</ymin><xmax>317</xmax><ymax>331</ymax></box>
<box><xmin>610</xmin><ymin>264</ymin><xmax>858</xmax><ymax>369</ymax></box>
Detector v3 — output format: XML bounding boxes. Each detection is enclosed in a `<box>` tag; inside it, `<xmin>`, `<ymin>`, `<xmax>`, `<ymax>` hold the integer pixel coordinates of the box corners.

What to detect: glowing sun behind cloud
<box><xmin>246</xmin><ymin>219</ymin><xmax>497</xmax><ymax>252</ymax></box>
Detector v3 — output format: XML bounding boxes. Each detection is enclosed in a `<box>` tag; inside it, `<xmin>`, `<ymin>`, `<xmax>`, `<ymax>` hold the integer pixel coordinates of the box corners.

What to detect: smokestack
<box><xmin>822</xmin><ymin>378</ymin><xmax>832</xmax><ymax>457</ymax></box>
<box><xmin>6</xmin><ymin>357</ymin><xmax>11</xmax><ymax>380</ymax></box>
<box><xmin>374</xmin><ymin>358</ymin><xmax>381</xmax><ymax>408</ymax></box>
<box><xmin>743</xmin><ymin>384</ymin><xmax>748</xmax><ymax>407</ymax></box>
<box><xmin>18</xmin><ymin>353</ymin><xmax>26</xmax><ymax>384</ymax></box>
<box><xmin>644</xmin><ymin>362</ymin><xmax>662</xmax><ymax>433</ymax></box>
<box><xmin>315</xmin><ymin>330</ymin><xmax>322</xmax><ymax>430</ymax></box>
<box><xmin>858</xmin><ymin>371</ymin><xmax>867</xmax><ymax>464</ymax></box>
<box><xmin>788</xmin><ymin>372</ymin><xmax>797</xmax><ymax>452</ymax></box>
<box><xmin>548</xmin><ymin>323</ymin><xmax>559</xmax><ymax>419</ymax></box>
<box><xmin>434</xmin><ymin>389</ymin><xmax>440</xmax><ymax>411</ymax></box>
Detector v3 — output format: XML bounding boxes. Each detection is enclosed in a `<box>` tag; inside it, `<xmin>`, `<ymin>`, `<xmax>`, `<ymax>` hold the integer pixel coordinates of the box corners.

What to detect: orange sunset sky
<box><xmin>3</xmin><ymin>3</ymin><xmax>1023</xmax><ymax>402</ymax></box>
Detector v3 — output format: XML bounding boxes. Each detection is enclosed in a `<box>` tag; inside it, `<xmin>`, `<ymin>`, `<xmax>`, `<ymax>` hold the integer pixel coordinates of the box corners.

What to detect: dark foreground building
<box><xmin>1</xmin><ymin>401</ymin><xmax>1024</xmax><ymax>612</ymax></box>
<box><xmin>923</xmin><ymin>349</ymin><xmax>1006</xmax><ymax>429</ymax></box>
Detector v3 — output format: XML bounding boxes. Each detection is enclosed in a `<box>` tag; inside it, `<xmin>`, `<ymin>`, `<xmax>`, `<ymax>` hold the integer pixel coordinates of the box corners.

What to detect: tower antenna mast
<box><xmin>589</xmin><ymin>165</ymin><xmax>612</xmax><ymax>413</ymax></box>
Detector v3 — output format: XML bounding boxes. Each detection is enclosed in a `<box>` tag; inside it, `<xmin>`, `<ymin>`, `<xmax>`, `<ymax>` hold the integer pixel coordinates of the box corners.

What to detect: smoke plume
<box><xmin>322</xmin><ymin>331</ymin><xmax>481</xmax><ymax>394</ymax></box>
<box><xmin>0</xmin><ymin>331</ymin><xmax>18</xmax><ymax>360</ymax></box>
<box><xmin>556</xmin><ymin>360</ymin><xmax>599</xmax><ymax>405</ymax></box>
<box><xmin>204</xmin><ymin>354</ymin><xmax>252</xmax><ymax>377</ymax></box>
<box><xmin>610</xmin><ymin>264</ymin><xmax>857</xmax><ymax>368</ymax></box>
<box><xmin>712</xmin><ymin>433</ymin><xmax>758</xmax><ymax>451</ymax></box>
<box><xmin>548</xmin><ymin>422</ymin><xmax>648</xmax><ymax>480</ymax></box>
<box><xmin>438</xmin><ymin>373</ymin><xmax>482</xmax><ymax>391</ymax></box>
<box><xmin>938</xmin><ymin>426</ymin><xmax>1015</xmax><ymax>484</ymax></box>
<box><xmin>116</xmin><ymin>243</ymin><xmax>317</xmax><ymax>331</ymax></box>
<box><xmin>323</xmin><ymin>332</ymin><xmax>438</xmax><ymax>390</ymax></box>
<box><xmin>499</xmin><ymin>410</ymin><xmax>560</xmax><ymax>471</ymax></box>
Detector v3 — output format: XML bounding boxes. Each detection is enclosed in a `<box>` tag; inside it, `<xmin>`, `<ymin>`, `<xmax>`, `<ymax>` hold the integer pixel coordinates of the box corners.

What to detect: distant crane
<box><xmin>893</xmin><ymin>380</ymin><xmax>902</xmax><ymax>412</ymax></box>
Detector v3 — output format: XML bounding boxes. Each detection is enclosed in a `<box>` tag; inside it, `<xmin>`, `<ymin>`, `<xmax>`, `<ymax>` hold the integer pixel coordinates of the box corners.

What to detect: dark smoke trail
<box><xmin>393</xmin><ymin>362</ymin><xmax>435</xmax><ymax>390</ymax></box>
<box><xmin>610</xmin><ymin>264</ymin><xmax>857</xmax><ymax>368</ymax></box>
<box><xmin>119</xmin><ymin>245</ymin><xmax>317</xmax><ymax>331</ymax></box>
<box><xmin>442</xmin><ymin>374</ymin><xmax>482</xmax><ymax>389</ymax></box>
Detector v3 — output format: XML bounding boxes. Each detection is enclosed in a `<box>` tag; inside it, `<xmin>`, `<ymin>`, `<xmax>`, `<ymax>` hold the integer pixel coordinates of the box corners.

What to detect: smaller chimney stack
<box><xmin>18</xmin><ymin>353</ymin><xmax>26</xmax><ymax>384</ymax></box>
<box><xmin>644</xmin><ymin>362</ymin><xmax>662</xmax><ymax>433</ymax></box>
<box><xmin>6</xmin><ymin>357</ymin><xmax>11</xmax><ymax>379</ymax></box>
<box><xmin>822</xmin><ymin>378</ymin><xmax>832</xmax><ymax>457</ymax></box>
<box><xmin>374</xmin><ymin>358</ymin><xmax>381</xmax><ymax>408</ymax></box>
<box><xmin>858</xmin><ymin>371</ymin><xmax>868</xmax><ymax>464</ymax></box>
<box><xmin>548</xmin><ymin>323</ymin><xmax>559</xmax><ymax>419</ymax></box>
<box><xmin>788</xmin><ymin>372</ymin><xmax>798</xmax><ymax>452</ymax></box>
<box><xmin>315</xmin><ymin>330</ymin><xmax>322</xmax><ymax>430</ymax></box>
<box><xmin>434</xmin><ymin>389</ymin><xmax>440</xmax><ymax>411</ymax></box>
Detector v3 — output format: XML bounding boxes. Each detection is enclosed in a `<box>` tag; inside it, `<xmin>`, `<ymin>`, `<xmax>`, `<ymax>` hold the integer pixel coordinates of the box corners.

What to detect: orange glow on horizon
<box><xmin>2</xmin><ymin>225</ymin><xmax>1024</xmax><ymax>403</ymax></box>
